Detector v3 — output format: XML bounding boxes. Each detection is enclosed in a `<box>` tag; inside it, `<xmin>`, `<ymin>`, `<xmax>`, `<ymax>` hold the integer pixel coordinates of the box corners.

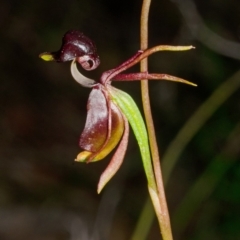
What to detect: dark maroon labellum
<box><xmin>51</xmin><ymin>30</ymin><xmax>100</xmax><ymax>70</ymax></box>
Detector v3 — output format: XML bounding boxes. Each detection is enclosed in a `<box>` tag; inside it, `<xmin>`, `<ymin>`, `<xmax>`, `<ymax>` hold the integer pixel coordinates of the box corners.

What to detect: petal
<box><xmin>79</xmin><ymin>86</ymin><xmax>108</xmax><ymax>153</ymax></box>
<box><xmin>100</xmin><ymin>45</ymin><xmax>194</xmax><ymax>84</ymax></box>
<box><xmin>97</xmin><ymin>113</ymin><xmax>129</xmax><ymax>193</ymax></box>
<box><xmin>112</xmin><ymin>73</ymin><xmax>197</xmax><ymax>86</ymax></box>
<box><xmin>76</xmin><ymin>100</ymin><xmax>124</xmax><ymax>162</ymax></box>
<box><xmin>108</xmin><ymin>86</ymin><xmax>156</xmax><ymax>189</ymax></box>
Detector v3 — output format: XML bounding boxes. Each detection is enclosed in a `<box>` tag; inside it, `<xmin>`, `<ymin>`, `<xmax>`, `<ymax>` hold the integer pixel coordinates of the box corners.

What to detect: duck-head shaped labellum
<box><xmin>39</xmin><ymin>30</ymin><xmax>100</xmax><ymax>70</ymax></box>
<box><xmin>40</xmin><ymin>30</ymin><xmax>197</xmax><ymax>193</ymax></box>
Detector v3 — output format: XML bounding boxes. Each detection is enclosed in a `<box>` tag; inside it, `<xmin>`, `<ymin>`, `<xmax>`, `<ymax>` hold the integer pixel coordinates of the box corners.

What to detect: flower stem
<box><xmin>140</xmin><ymin>0</ymin><xmax>173</xmax><ymax>239</ymax></box>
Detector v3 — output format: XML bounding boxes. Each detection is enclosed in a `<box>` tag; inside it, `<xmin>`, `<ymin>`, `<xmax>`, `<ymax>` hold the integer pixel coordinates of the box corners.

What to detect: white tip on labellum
<box><xmin>70</xmin><ymin>60</ymin><xmax>96</xmax><ymax>88</ymax></box>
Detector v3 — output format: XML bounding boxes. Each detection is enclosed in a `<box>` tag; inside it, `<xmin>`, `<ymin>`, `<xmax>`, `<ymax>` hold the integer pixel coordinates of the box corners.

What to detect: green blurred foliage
<box><xmin>0</xmin><ymin>0</ymin><xmax>240</xmax><ymax>239</ymax></box>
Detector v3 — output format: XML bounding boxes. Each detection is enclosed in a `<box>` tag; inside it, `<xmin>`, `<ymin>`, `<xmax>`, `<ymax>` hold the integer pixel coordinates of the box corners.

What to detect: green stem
<box><xmin>140</xmin><ymin>0</ymin><xmax>173</xmax><ymax>239</ymax></box>
<box><xmin>133</xmin><ymin>65</ymin><xmax>240</xmax><ymax>240</ymax></box>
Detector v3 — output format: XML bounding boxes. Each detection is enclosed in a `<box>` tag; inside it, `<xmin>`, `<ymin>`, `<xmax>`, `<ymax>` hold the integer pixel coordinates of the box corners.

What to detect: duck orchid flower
<box><xmin>40</xmin><ymin>30</ymin><xmax>196</xmax><ymax>193</ymax></box>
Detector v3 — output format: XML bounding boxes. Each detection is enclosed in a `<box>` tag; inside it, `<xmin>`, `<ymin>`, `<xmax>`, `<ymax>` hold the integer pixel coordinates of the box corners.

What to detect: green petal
<box><xmin>107</xmin><ymin>86</ymin><xmax>156</xmax><ymax>189</ymax></box>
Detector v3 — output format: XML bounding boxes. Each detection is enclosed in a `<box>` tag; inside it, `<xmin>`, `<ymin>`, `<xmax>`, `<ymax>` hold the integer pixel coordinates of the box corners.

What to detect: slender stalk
<box><xmin>140</xmin><ymin>0</ymin><xmax>173</xmax><ymax>239</ymax></box>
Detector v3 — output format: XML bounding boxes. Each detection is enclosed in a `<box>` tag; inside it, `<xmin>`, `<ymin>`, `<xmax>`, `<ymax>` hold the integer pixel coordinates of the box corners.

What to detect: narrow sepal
<box><xmin>97</xmin><ymin>113</ymin><xmax>129</xmax><ymax>193</ymax></box>
<box><xmin>108</xmin><ymin>86</ymin><xmax>156</xmax><ymax>189</ymax></box>
<box><xmin>100</xmin><ymin>45</ymin><xmax>195</xmax><ymax>84</ymax></box>
<box><xmin>112</xmin><ymin>73</ymin><xmax>197</xmax><ymax>86</ymax></box>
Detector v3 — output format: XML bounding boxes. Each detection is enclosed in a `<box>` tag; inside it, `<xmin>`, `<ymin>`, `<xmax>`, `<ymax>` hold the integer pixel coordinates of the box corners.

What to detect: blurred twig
<box><xmin>162</xmin><ymin>69</ymin><xmax>240</xmax><ymax>183</ymax></box>
<box><xmin>171</xmin><ymin>0</ymin><xmax>240</xmax><ymax>60</ymax></box>
<box><xmin>130</xmin><ymin>198</ymin><xmax>154</xmax><ymax>240</ymax></box>
<box><xmin>172</xmin><ymin>121</ymin><xmax>240</xmax><ymax>236</ymax></box>
<box><xmin>91</xmin><ymin>185</ymin><xmax>121</xmax><ymax>240</ymax></box>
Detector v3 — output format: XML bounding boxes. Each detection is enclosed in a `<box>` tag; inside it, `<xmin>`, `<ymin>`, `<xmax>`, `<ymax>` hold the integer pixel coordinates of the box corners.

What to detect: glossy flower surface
<box><xmin>76</xmin><ymin>84</ymin><xmax>126</xmax><ymax>163</ymax></box>
<box><xmin>40</xmin><ymin>30</ymin><xmax>100</xmax><ymax>70</ymax></box>
<box><xmin>40</xmin><ymin>30</ymin><xmax>196</xmax><ymax>192</ymax></box>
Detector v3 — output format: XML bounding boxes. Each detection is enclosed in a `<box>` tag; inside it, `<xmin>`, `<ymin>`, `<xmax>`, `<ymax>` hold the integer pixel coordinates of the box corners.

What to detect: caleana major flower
<box><xmin>40</xmin><ymin>30</ymin><xmax>196</xmax><ymax>193</ymax></box>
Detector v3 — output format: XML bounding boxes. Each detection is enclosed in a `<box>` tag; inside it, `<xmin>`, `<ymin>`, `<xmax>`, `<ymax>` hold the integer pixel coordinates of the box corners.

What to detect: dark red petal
<box><xmin>79</xmin><ymin>85</ymin><xmax>108</xmax><ymax>152</ymax></box>
<box><xmin>86</xmin><ymin>99</ymin><xmax>125</xmax><ymax>162</ymax></box>
<box><xmin>76</xmin><ymin>100</ymin><xmax>125</xmax><ymax>163</ymax></box>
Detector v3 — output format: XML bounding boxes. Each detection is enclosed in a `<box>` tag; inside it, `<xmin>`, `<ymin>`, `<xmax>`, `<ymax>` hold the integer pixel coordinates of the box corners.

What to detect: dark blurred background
<box><xmin>1</xmin><ymin>0</ymin><xmax>240</xmax><ymax>239</ymax></box>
